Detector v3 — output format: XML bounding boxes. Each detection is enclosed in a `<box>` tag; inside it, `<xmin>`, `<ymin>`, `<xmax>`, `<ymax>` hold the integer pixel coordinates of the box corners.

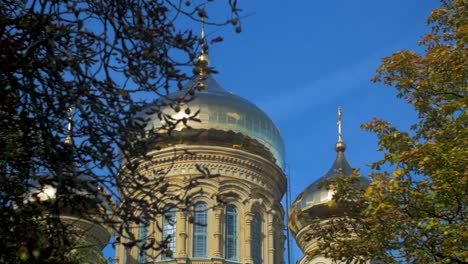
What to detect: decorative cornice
<box><xmin>129</xmin><ymin>145</ymin><xmax>287</xmax><ymax>199</ymax></box>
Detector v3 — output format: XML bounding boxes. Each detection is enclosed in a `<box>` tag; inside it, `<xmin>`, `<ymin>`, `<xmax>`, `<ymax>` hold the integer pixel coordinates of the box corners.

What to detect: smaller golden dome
<box><xmin>288</xmin><ymin>107</ymin><xmax>370</xmax><ymax>236</ymax></box>
<box><xmin>288</xmin><ymin>145</ymin><xmax>354</xmax><ymax>235</ymax></box>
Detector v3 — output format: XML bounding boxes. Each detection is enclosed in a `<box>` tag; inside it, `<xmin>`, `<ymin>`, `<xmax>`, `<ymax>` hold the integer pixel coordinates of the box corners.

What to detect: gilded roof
<box><xmin>294</xmin><ymin>147</ymin><xmax>353</xmax><ymax>212</ymax></box>
<box><xmin>140</xmin><ymin>75</ymin><xmax>286</xmax><ymax>170</ymax></box>
<box><xmin>288</xmin><ymin>141</ymin><xmax>371</xmax><ymax>236</ymax></box>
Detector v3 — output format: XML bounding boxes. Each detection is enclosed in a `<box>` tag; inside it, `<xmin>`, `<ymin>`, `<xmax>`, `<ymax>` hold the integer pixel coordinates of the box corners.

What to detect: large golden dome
<box><xmin>140</xmin><ymin>75</ymin><xmax>285</xmax><ymax>170</ymax></box>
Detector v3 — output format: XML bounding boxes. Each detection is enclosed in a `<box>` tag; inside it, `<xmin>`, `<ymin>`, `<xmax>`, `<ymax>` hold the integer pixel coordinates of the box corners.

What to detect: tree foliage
<box><xmin>0</xmin><ymin>0</ymin><xmax>240</xmax><ymax>263</ymax></box>
<box><xmin>308</xmin><ymin>1</ymin><xmax>467</xmax><ymax>263</ymax></box>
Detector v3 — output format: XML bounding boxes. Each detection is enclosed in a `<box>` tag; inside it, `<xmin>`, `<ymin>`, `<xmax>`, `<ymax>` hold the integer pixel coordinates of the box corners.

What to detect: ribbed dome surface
<box><xmin>140</xmin><ymin>75</ymin><xmax>285</xmax><ymax>170</ymax></box>
<box><xmin>288</xmin><ymin>142</ymin><xmax>370</xmax><ymax>235</ymax></box>
<box><xmin>294</xmin><ymin>150</ymin><xmax>353</xmax><ymax>212</ymax></box>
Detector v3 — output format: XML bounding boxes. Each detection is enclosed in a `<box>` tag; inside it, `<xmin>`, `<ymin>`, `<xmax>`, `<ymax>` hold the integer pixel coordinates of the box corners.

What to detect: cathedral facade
<box><xmin>114</xmin><ymin>51</ymin><xmax>287</xmax><ymax>263</ymax></box>
<box><xmin>109</xmin><ymin>51</ymin><xmax>371</xmax><ymax>264</ymax></box>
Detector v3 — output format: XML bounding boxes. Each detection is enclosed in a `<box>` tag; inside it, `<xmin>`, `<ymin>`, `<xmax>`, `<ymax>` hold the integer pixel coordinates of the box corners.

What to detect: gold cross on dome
<box><xmin>337</xmin><ymin>106</ymin><xmax>343</xmax><ymax>143</ymax></box>
<box><xmin>64</xmin><ymin>106</ymin><xmax>73</xmax><ymax>144</ymax></box>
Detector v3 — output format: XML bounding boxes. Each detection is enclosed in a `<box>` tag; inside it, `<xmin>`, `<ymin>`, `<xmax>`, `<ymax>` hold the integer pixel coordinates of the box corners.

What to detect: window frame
<box><xmin>224</xmin><ymin>205</ymin><xmax>238</xmax><ymax>261</ymax></box>
<box><xmin>192</xmin><ymin>202</ymin><xmax>208</xmax><ymax>258</ymax></box>
<box><xmin>162</xmin><ymin>204</ymin><xmax>177</xmax><ymax>260</ymax></box>
<box><xmin>250</xmin><ymin>212</ymin><xmax>263</xmax><ymax>264</ymax></box>
<box><xmin>138</xmin><ymin>214</ymin><xmax>148</xmax><ymax>264</ymax></box>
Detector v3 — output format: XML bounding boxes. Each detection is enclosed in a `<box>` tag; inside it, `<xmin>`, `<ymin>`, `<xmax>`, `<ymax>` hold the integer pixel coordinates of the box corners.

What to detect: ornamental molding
<box><xmin>60</xmin><ymin>215</ymin><xmax>111</xmax><ymax>250</ymax></box>
<box><xmin>135</xmin><ymin>145</ymin><xmax>286</xmax><ymax>198</ymax></box>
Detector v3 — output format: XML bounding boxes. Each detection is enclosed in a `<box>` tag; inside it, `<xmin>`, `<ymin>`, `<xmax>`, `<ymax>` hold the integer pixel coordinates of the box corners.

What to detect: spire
<box><xmin>337</xmin><ymin>106</ymin><xmax>343</xmax><ymax>142</ymax></box>
<box><xmin>201</xmin><ymin>14</ymin><xmax>205</xmax><ymax>43</ymax></box>
<box><xmin>196</xmin><ymin>14</ymin><xmax>210</xmax><ymax>75</ymax></box>
<box><xmin>335</xmin><ymin>106</ymin><xmax>346</xmax><ymax>152</ymax></box>
<box><xmin>64</xmin><ymin>106</ymin><xmax>73</xmax><ymax>145</ymax></box>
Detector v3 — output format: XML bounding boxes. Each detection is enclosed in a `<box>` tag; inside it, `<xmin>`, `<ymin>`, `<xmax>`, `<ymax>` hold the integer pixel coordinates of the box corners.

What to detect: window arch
<box><xmin>162</xmin><ymin>204</ymin><xmax>176</xmax><ymax>260</ymax></box>
<box><xmin>225</xmin><ymin>205</ymin><xmax>238</xmax><ymax>260</ymax></box>
<box><xmin>251</xmin><ymin>212</ymin><xmax>262</xmax><ymax>264</ymax></box>
<box><xmin>192</xmin><ymin>202</ymin><xmax>208</xmax><ymax>258</ymax></box>
<box><xmin>138</xmin><ymin>214</ymin><xmax>148</xmax><ymax>264</ymax></box>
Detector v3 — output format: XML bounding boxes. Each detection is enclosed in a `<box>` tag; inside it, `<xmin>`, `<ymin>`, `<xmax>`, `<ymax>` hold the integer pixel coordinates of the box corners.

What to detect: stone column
<box><xmin>244</xmin><ymin>212</ymin><xmax>253</xmax><ymax>263</ymax></box>
<box><xmin>176</xmin><ymin>211</ymin><xmax>188</xmax><ymax>258</ymax></box>
<box><xmin>213</xmin><ymin>206</ymin><xmax>223</xmax><ymax>258</ymax></box>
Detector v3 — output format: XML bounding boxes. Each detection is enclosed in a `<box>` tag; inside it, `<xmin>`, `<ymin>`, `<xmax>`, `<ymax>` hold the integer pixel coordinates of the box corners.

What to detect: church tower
<box><xmin>30</xmin><ymin>107</ymin><xmax>111</xmax><ymax>264</ymax></box>
<box><xmin>288</xmin><ymin>108</ymin><xmax>372</xmax><ymax>264</ymax></box>
<box><xmin>115</xmin><ymin>45</ymin><xmax>287</xmax><ymax>263</ymax></box>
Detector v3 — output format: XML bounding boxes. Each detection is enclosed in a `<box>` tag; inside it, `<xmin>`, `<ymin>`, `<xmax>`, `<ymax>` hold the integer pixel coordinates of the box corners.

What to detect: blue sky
<box><xmin>209</xmin><ymin>0</ymin><xmax>439</xmax><ymax>262</ymax></box>
<box><xmin>105</xmin><ymin>0</ymin><xmax>440</xmax><ymax>262</ymax></box>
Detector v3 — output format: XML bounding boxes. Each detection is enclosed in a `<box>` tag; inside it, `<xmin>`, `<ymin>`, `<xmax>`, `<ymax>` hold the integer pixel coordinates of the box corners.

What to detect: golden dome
<box><xmin>140</xmin><ymin>75</ymin><xmax>285</xmax><ymax>170</ymax></box>
<box><xmin>288</xmin><ymin>107</ymin><xmax>370</xmax><ymax>236</ymax></box>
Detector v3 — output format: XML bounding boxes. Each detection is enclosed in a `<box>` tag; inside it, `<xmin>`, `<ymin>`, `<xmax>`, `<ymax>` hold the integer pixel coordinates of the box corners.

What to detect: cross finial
<box><xmin>337</xmin><ymin>106</ymin><xmax>343</xmax><ymax>143</ymax></box>
<box><xmin>196</xmin><ymin>10</ymin><xmax>210</xmax><ymax>76</ymax></box>
<box><xmin>64</xmin><ymin>106</ymin><xmax>73</xmax><ymax>145</ymax></box>
<box><xmin>335</xmin><ymin>106</ymin><xmax>346</xmax><ymax>152</ymax></box>
<box><xmin>201</xmin><ymin>16</ymin><xmax>205</xmax><ymax>46</ymax></box>
<box><xmin>199</xmin><ymin>4</ymin><xmax>207</xmax><ymax>55</ymax></box>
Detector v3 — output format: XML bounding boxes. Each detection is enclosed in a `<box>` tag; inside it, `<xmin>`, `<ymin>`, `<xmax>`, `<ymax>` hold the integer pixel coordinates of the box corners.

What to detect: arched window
<box><xmin>138</xmin><ymin>214</ymin><xmax>148</xmax><ymax>264</ymax></box>
<box><xmin>225</xmin><ymin>205</ymin><xmax>238</xmax><ymax>260</ymax></box>
<box><xmin>162</xmin><ymin>205</ymin><xmax>176</xmax><ymax>260</ymax></box>
<box><xmin>192</xmin><ymin>202</ymin><xmax>208</xmax><ymax>258</ymax></box>
<box><xmin>251</xmin><ymin>212</ymin><xmax>262</xmax><ymax>264</ymax></box>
